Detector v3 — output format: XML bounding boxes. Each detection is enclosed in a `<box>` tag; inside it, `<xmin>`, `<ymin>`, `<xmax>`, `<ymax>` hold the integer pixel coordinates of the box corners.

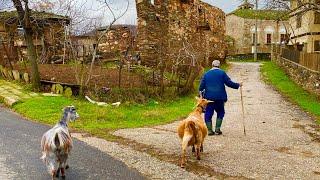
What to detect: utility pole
<box><xmin>254</xmin><ymin>0</ymin><xmax>258</xmax><ymax>61</ymax></box>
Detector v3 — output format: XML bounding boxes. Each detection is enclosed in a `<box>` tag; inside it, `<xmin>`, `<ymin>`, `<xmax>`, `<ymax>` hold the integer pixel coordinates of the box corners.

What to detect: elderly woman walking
<box><xmin>199</xmin><ymin>60</ymin><xmax>242</xmax><ymax>135</ymax></box>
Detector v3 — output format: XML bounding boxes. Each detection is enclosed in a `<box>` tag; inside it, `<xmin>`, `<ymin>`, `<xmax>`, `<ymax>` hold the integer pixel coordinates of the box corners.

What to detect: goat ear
<box><xmin>207</xmin><ymin>100</ymin><xmax>214</xmax><ymax>103</ymax></box>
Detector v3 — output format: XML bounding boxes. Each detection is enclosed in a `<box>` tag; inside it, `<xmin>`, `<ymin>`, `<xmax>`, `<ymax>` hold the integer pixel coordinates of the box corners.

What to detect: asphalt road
<box><xmin>0</xmin><ymin>105</ymin><xmax>145</xmax><ymax>180</ymax></box>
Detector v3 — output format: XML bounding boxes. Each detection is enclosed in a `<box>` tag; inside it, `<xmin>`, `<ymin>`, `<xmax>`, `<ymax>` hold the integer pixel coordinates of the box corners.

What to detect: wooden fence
<box><xmin>280</xmin><ymin>48</ymin><xmax>320</xmax><ymax>72</ymax></box>
<box><xmin>299</xmin><ymin>53</ymin><xmax>320</xmax><ymax>72</ymax></box>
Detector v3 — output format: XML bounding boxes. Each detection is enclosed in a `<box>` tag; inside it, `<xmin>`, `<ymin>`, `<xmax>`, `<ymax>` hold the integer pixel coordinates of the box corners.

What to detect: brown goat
<box><xmin>177</xmin><ymin>97</ymin><xmax>212</xmax><ymax>168</ymax></box>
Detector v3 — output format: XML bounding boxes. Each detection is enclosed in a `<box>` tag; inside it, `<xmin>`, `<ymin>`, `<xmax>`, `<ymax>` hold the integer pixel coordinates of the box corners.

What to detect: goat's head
<box><xmin>62</xmin><ymin>105</ymin><xmax>79</xmax><ymax>122</ymax></box>
<box><xmin>195</xmin><ymin>96</ymin><xmax>213</xmax><ymax>110</ymax></box>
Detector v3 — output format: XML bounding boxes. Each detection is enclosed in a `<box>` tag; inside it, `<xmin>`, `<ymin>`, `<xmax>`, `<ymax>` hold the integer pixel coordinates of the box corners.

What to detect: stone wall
<box><xmin>98</xmin><ymin>25</ymin><xmax>136</xmax><ymax>57</ymax></box>
<box><xmin>272</xmin><ymin>55</ymin><xmax>320</xmax><ymax>96</ymax></box>
<box><xmin>135</xmin><ymin>0</ymin><xmax>226</xmax><ymax>67</ymax></box>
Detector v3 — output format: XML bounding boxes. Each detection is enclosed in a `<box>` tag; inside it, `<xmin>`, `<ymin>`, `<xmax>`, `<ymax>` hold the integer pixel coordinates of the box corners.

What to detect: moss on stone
<box><xmin>51</xmin><ymin>84</ymin><xmax>56</xmax><ymax>93</ymax></box>
<box><xmin>55</xmin><ymin>84</ymin><xmax>64</xmax><ymax>94</ymax></box>
<box><xmin>231</xmin><ymin>9</ymin><xmax>289</xmax><ymax>21</ymax></box>
<box><xmin>64</xmin><ymin>87</ymin><xmax>73</xmax><ymax>98</ymax></box>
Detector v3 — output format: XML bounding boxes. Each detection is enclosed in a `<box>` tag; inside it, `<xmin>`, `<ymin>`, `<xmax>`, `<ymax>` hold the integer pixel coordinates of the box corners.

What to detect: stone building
<box><xmin>98</xmin><ymin>25</ymin><xmax>137</xmax><ymax>58</ymax></box>
<box><xmin>0</xmin><ymin>11</ymin><xmax>70</xmax><ymax>64</ymax></box>
<box><xmin>135</xmin><ymin>0</ymin><xmax>226</xmax><ymax>67</ymax></box>
<box><xmin>226</xmin><ymin>2</ymin><xmax>289</xmax><ymax>55</ymax></box>
<box><xmin>71</xmin><ymin>25</ymin><xmax>137</xmax><ymax>62</ymax></box>
<box><xmin>288</xmin><ymin>0</ymin><xmax>320</xmax><ymax>53</ymax></box>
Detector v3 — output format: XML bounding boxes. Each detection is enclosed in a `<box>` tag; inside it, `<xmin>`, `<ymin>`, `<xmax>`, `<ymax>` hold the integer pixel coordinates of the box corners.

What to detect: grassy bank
<box><xmin>261</xmin><ymin>61</ymin><xmax>320</xmax><ymax>122</ymax></box>
<box><xmin>227</xmin><ymin>58</ymin><xmax>270</xmax><ymax>62</ymax></box>
<box><xmin>9</xmin><ymin>63</ymin><xmax>229</xmax><ymax>139</ymax></box>
<box><xmin>13</xmin><ymin>95</ymin><xmax>195</xmax><ymax>138</ymax></box>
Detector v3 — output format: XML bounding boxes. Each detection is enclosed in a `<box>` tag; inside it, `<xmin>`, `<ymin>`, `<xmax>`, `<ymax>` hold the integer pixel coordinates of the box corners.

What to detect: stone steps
<box><xmin>0</xmin><ymin>80</ymin><xmax>37</xmax><ymax>107</ymax></box>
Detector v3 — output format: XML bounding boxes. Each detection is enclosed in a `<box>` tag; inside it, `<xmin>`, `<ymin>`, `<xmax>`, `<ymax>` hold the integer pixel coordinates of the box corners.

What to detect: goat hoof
<box><xmin>180</xmin><ymin>164</ymin><xmax>185</xmax><ymax>168</ymax></box>
<box><xmin>65</xmin><ymin>165</ymin><xmax>69</xmax><ymax>169</ymax></box>
<box><xmin>197</xmin><ymin>157</ymin><xmax>201</xmax><ymax>160</ymax></box>
<box><xmin>61</xmin><ymin>175</ymin><xmax>66</xmax><ymax>179</ymax></box>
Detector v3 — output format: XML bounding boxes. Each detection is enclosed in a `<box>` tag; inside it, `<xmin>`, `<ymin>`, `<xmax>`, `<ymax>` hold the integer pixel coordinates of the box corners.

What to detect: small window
<box><xmin>315</xmin><ymin>40</ymin><xmax>320</xmax><ymax>52</ymax></box>
<box><xmin>181</xmin><ymin>0</ymin><xmax>190</xmax><ymax>3</ymax></box>
<box><xmin>297</xmin><ymin>14</ymin><xmax>302</xmax><ymax>28</ymax></box>
<box><xmin>252</xmin><ymin>33</ymin><xmax>258</xmax><ymax>44</ymax></box>
<box><xmin>266</xmin><ymin>34</ymin><xmax>272</xmax><ymax>44</ymax></box>
<box><xmin>315</xmin><ymin>12</ymin><xmax>320</xmax><ymax>24</ymax></box>
<box><xmin>280</xmin><ymin>34</ymin><xmax>286</xmax><ymax>44</ymax></box>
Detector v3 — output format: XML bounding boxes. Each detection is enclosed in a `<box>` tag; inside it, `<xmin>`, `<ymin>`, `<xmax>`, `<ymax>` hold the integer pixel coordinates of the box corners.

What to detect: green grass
<box><xmin>261</xmin><ymin>61</ymin><xmax>320</xmax><ymax>122</ymax></box>
<box><xmin>13</xmin><ymin>94</ymin><xmax>196</xmax><ymax>137</ymax></box>
<box><xmin>228</xmin><ymin>59</ymin><xmax>270</xmax><ymax>62</ymax></box>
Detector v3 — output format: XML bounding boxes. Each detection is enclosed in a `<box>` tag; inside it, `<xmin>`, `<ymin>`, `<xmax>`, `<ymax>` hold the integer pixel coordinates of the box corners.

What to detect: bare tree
<box><xmin>58</xmin><ymin>0</ymin><xmax>130</xmax><ymax>95</ymax></box>
<box><xmin>11</xmin><ymin>0</ymin><xmax>41</xmax><ymax>90</ymax></box>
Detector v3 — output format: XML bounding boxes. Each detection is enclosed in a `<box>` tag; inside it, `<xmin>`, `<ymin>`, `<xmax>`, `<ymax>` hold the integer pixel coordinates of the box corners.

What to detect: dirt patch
<box><xmin>314</xmin><ymin>171</ymin><xmax>320</xmax><ymax>175</ymax></box>
<box><xmin>300</xmin><ymin>151</ymin><xmax>314</xmax><ymax>158</ymax></box>
<box><xmin>13</xmin><ymin>64</ymin><xmax>144</xmax><ymax>88</ymax></box>
<box><xmin>274</xmin><ymin>147</ymin><xmax>293</xmax><ymax>154</ymax></box>
<box><xmin>112</xmin><ymin>135</ymin><xmax>249</xmax><ymax>180</ymax></box>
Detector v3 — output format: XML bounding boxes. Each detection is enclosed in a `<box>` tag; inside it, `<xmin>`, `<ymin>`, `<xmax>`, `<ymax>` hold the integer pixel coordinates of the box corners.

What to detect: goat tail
<box><xmin>54</xmin><ymin>133</ymin><xmax>61</xmax><ymax>149</ymax></box>
<box><xmin>186</xmin><ymin>121</ymin><xmax>198</xmax><ymax>143</ymax></box>
<box><xmin>54</xmin><ymin>130</ymin><xmax>73</xmax><ymax>153</ymax></box>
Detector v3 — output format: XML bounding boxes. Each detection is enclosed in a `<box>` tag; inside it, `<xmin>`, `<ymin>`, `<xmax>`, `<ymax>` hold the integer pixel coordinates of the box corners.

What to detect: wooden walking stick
<box><xmin>240</xmin><ymin>85</ymin><xmax>246</xmax><ymax>135</ymax></box>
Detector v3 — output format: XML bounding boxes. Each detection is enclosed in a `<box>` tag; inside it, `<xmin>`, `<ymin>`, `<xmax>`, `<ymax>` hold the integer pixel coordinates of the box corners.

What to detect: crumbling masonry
<box><xmin>135</xmin><ymin>0</ymin><xmax>227</xmax><ymax>67</ymax></box>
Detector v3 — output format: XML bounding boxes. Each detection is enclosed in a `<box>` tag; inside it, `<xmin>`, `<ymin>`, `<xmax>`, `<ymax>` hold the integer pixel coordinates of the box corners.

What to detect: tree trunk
<box><xmin>24</xmin><ymin>28</ymin><xmax>41</xmax><ymax>90</ymax></box>
<box><xmin>181</xmin><ymin>66</ymin><xmax>203</xmax><ymax>95</ymax></box>
<box><xmin>12</xmin><ymin>0</ymin><xmax>41</xmax><ymax>90</ymax></box>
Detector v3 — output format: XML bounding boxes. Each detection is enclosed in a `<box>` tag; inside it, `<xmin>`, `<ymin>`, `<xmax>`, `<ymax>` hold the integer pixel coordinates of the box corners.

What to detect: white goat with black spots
<box><xmin>41</xmin><ymin>106</ymin><xmax>79</xmax><ymax>179</ymax></box>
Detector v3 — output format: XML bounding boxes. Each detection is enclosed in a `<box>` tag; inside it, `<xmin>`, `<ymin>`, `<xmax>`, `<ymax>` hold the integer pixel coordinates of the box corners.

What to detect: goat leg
<box><xmin>55</xmin><ymin>167</ymin><xmax>60</xmax><ymax>178</ymax></box>
<box><xmin>181</xmin><ymin>136</ymin><xmax>190</xmax><ymax>168</ymax></box>
<box><xmin>180</xmin><ymin>149</ymin><xmax>186</xmax><ymax>168</ymax></box>
<box><xmin>196</xmin><ymin>144</ymin><xmax>201</xmax><ymax>160</ymax></box>
<box><xmin>51</xmin><ymin>170</ymin><xmax>56</xmax><ymax>180</ymax></box>
<box><xmin>192</xmin><ymin>145</ymin><xmax>195</xmax><ymax>152</ymax></box>
<box><xmin>61</xmin><ymin>168</ymin><xmax>66</xmax><ymax>179</ymax></box>
<box><xmin>180</xmin><ymin>142</ymin><xmax>187</xmax><ymax>168</ymax></box>
<box><xmin>200</xmin><ymin>143</ymin><xmax>203</xmax><ymax>152</ymax></box>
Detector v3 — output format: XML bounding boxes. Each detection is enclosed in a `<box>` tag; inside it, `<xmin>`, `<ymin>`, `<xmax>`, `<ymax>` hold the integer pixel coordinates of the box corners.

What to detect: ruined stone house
<box><xmin>0</xmin><ymin>11</ymin><xmax>70</xmax><ymax>65</ymax></box>
<box><xmin>98</xmin><ymin>25</ymin><xmax>137</xmax><ymax>59</ymax></box>
<box><xmin>226</xmin><ymin>2</ymin><xmax>289</xmax><ymax>55</ymax></box>
<box><xmin>72</xmin><ymin>25</ymin><xmax>137</xmax><ymax>62</ymax></box>
<box><xmin>135</xmin><ymin>0</ymin><xmax>226</xmax><ymax>67</ymax></box>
